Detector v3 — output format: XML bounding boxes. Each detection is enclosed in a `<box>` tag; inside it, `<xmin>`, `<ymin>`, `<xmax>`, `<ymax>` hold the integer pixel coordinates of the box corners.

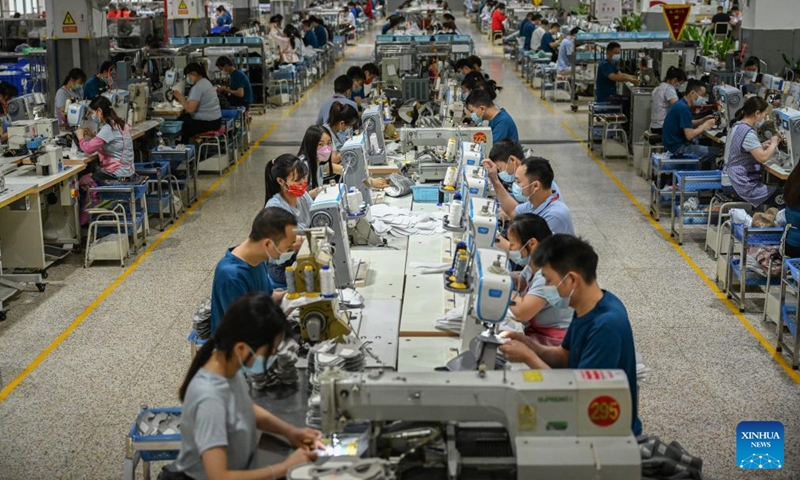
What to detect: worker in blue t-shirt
<box><xmin>520</xmin><ymin>12</ymin><xmax>538</xmax><ymax>51</ymax></box>
<box><xmin>500</xmin><ymin>234</ymin><xmax>642</xmax><ymax>437</ymax></box>
<box><xmin>595</xmin><ymin>41</ymin><xmax>638</xmax><ymax>102</ymax></box>
<box><xmin>301</xmin><ymin>19</ymin><xmax>319</xmax><ymax>48</ymax></box>
<box><xmin>662</xmin><ymin>79</ymin><xmax>720</xmax><ymax>169</ymax></box>
<box><xmin>311</xmin><ymin>16</ymin><xmax>329</xmax><ymax>46</ymax></box>
<box><xmin>215</xmin><ymin>5</ymin><xmax>232</xmax><ymax>26</ymax></box>
<box><xmin>465</xmin><ymin>88</ymin><xmax>519</xmax><ymax>143</ymax></box>
<box><xmin>215</xmin><ymin>56</ymin><xmax>253</xmax><ymax>109</ymax></box>
<box><xmin>83</xmin><ymin>60</ymin><xmax>115</xmax><ymax>101</ymax></box>
<box><xmin>209</xmin><ymin>207</ymin><xmax>295</xmax><ymax>335</ymax></box>
<box><xmin>539</xmin><ymin>22</ymin><xmax>562</xmax><ymax>59</ymax></box>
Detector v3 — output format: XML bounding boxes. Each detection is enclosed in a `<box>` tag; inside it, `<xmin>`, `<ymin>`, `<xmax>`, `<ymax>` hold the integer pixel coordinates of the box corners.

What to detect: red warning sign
<box><xmin>473</xmin><ymin>132</ymin><xmax>487</xmax><ymax>144</ymax></box>
<box><xmin>178</xmin><ymin>0</ymin><xmax>189</xmax><ymax>15</ymax></box>
<box><xmin>662</xmin><ymin>4</ymin><xmax>692</xmax><ymax>42</ymax></box>
<box><xmin>580</xmin><ymin>370</ymin><xmax>607</xmax><ymax>380</ymax></box>
<box><xmin>588</xmin><ymin>395</ymin><xmax>620</xmax><ymax>427</ymax></box>
<box><xmin>62</xmin><ymin>12</ymin><xmax>77</xmax><ymax>34</ymax></box>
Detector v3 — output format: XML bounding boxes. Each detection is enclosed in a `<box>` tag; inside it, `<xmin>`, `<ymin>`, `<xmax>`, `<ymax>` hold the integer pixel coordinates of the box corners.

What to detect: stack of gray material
<box><xmin>136</xmin><ymin>411</ymin><xmax>181</xmax><ymax>437</ymax></box>
<box><xmin>192</xmin><ymin>297</ymin><xmax>212</xmax><ymax>339</ymax></box>
<box><xmin>306</xmin><ymin>338</ymin><xmax>367</xmax><ymax>428</ymax></box>
<box><xmin>249</xmin><ymin>338</ymin><xmax>300</xmax><ymax>391</ymax></box>
<box><xmin>639</xmin><ymin>436</ymin><xmax>716</xmax><ymax>479</ymax></box>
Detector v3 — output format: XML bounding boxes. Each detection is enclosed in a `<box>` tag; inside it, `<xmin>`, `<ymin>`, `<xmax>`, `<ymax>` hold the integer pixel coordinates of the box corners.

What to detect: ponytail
<box><xmin>664</xmin><ymin>66</ymin><xmax>686</xmax><ymax>83</ymax></box>
<box><xmin>328</xmin><ymin>101</ymin><xmax>359</xmax><ymax>128</ymax></box>
<box><xmin>179</xmin><ymin>338</ymin><xmax>215</xmax><ymax>401</ymax></box>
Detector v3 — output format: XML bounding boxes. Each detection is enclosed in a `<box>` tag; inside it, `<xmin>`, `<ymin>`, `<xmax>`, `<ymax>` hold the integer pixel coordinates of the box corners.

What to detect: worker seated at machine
<box><xmin>214</xmin><ymin>4</ymin><xmax>232</xmax><ymax>27</ymax></box>
<box><xmin>265</xmin><ymin>155</ymin><xmax>321</xmax><ymax>289</ymax></box>
<box><xmin>83</xmin><ymin>60</ymin><xmax>115</xmax><ymax>101</ymax></box>
<box><xmin>507</xmin><ymin>213</ymin><xmax>572</xmax><ymax>346</ymax></box>
<box><xmin>500</xmin><ymin>234</ymin><xmax>642</xmax><ymax>436</ymax></box>
<box><xmin>209</xmin><ymin>207</ymin><xmax>294</xmax><ymax>335</ymax></box>
<box><xmin>740</xmin><ymin>56</ymin><xmax>762</xmax><ymax>94</ymax></box>
<box><xmin>722</xmin><ymin>96</ymin><xmax>784</xmax><ymax>208</ymax></box>
<box><xmin>54</xmin><ymin>68</ymin><xmax>87</xmax><ymax>131</ymax></box>
<box><xmin>539</xmin><ymin>22</ymin><xmax>562</xmax><ymax>61</ymax></box>
<box><xmin>215</xmin><ymin>56</ymin><xmax>253</xmax><ymax>110</ymax></box>
<box><xmin>465</xmin><ymin>88</ymin><xmax>518</xmax><ymax>143</ymax></box>
<box><xmin>161</xmin><ymin>293</ymin><xmax>320</xmax><ymax>480</ymax></box>
<box><xmin>595</xmin><ymin>41</ymin><xmax>639</xmax><ymax>103</ymax></box>
<box><xmin>76</xmin><ymin>97</ymin><xmax>137</xmax><ymax>186</ymax></box>
<box><xmin>298</xmin><ymin>125</ymin><xmax>334</xmax><ymax>190</ymax></box>
<box><xmin>347</xmin><ymin>66</ymin><xmax>367</xmax><ymax>109</ymax></box>
<box><xmin>649</xmin><ymin>67</ymin><xmax>686</xmax><ymax>136</ymax></box>
<box><xmin>493</xmin><ymin>156</ymin><xmax>574</xmax><ymax>234</ymax></box>
<box><xmin>662</xmin><ymin>79</ymin><xmax>720</xmax><ymax>169</ymax></box>
<box><xmin>317</xmin><ymin>75</ymin><xmax>359</xmax><ymax>126</ymax></box>
<box><xmin>0</xmin><ymin>81</ymin><xmax>19</xmax><ymax>142</ymax></box>
<box><xmin>459</xmin><ymin>71</ymin><xmax>500</xmax><ymax>105</ymax></box>
<box><xmin>173</xmin><ymin>63</ymin><xmax>222</xmax><ymax>145</ymax></box>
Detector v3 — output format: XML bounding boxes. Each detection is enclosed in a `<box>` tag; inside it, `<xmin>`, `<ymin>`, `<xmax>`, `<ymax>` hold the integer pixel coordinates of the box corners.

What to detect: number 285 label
<box><xmin>588</xmin><ymin>396</ymin><xmax>620</xmax><ymax>427</ymax></box>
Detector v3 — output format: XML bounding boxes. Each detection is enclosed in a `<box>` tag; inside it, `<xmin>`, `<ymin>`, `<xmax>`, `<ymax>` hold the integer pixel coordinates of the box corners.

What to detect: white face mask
<box><xmin>554</xmin><ymin>273</ymin><xmax>575</xmax><ymax>308</ymax></box>
<box><xmin>268</xmin><ymin>241</ymin><xmax>294</xmax><ymax>264</ymax></box>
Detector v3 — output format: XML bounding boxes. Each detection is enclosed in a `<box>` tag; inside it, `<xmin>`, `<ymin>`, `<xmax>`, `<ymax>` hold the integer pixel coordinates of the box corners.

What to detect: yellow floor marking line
<box><xmin>559</xmin><ymin>119</ymin><xmax>800</xmax><ymax>385</ymax></box>
<box><xmin>0</xmin><ymin>123</ymin><xmax>279</xmax><ymax>403</ymax></box>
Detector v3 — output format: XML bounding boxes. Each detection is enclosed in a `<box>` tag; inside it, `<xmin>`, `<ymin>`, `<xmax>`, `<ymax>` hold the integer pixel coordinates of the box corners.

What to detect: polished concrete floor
<box><xmin>0</xmin><ymin>15</ymin><xmax>798</xmax><ymax>480</ymax></box>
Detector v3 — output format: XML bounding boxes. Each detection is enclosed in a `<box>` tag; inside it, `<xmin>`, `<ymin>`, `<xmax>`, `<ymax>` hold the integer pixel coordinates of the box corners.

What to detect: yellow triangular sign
<box><xmin>178</xmin><ymin>0</ymin><xmax>187</xmax><ymax>9</ymax></box>
<box><xmin>63</xmin><ymin>12</ymin><xmax>75</xmax><ymax>25</ymax></box>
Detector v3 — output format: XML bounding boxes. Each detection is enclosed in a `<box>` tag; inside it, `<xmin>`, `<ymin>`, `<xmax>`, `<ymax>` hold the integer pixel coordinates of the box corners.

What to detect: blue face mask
<box><xmin>238</xmin><ymin>346</ymin><xmax>276</xmax><ymax>376</ymax></box>
<box><xmin>511</xmin><ymin>182</ymin><xmax>529</xmax><ymax>203</ymax></box>
<box><xmin>186</xmin><ymin>76</ymin><xmax>196</xmax><ymax>86</ymax></box>
<box><xmin>499</xmin><ymin>170</ymin><xmax>516</xmax><ymax>183</ymax></box>
<box><xmin>694</xmin><ymin>96</ymin><xmax>708</xmax><ymax>106</ymax></box>
<box><xmin>508</xmin><ymin>245</ymin><xmax>529</xmax><ymax>266</ymax></box>
<box><xmin>542</xmin><ymin>285</ymin><xmax>570</xmax><ymax>310</ymax></box>
<box><xmin>456</xmin><ymin>73</ymin><xmax>465</xmax><ymax>82</ymax></box>
<box><xmin>460</xmin><ymin>91</ymin><xmax>467</xmax><ymax>102</ymax></box>
<box><xmin>470</xmin><ymin>111</ymin><xmax>482</xmax><ymax>125</ymax></box>
<box><xmin>337</xmin><ymin>127</ymin><xmax>353</xmax><ymax>144</ymax></box>
<box><xmin>612</xmin><ymin>54</ymin><xmax>621</xmax><ymax>62</ymax></box>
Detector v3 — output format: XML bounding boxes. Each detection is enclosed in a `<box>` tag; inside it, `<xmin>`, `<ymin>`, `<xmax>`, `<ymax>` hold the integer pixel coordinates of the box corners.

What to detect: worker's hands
<box><xmin>481</xmin><ymin>158</ymin><xmax>499</xmax><ymax>182</ymax></box>
<box><xmin>288</xmin><ymin>427</ymin><xmax>325</xmax><ymax>450</ymax></box>
<box><xmin>282</xmin><ymin>447</ymin><xmax>318</xmax><ymax>470</ymax></box>
<box><xmin>770</xmin><ymin>135</ymin><xmax>780</xmax><ymax>145</ymax></box>
<box><xmin>703</xmin><ymin>118</ymin><xmax>717</xmax><ymax>130</ymax></box>
<box><xmin>172</xmin><ymin>89</ymin><xmax>184</xmax><ymax>102</ymax></box>
<box><xmin>216</xmin><ymin>85</ymin><xmax>228</xmax><ymax>94</ymax></box>
<box><xmin>75</xmin><ymin>128</ymin><xmax>85</xmax><ymax>140</ymax></box>
<box><xmin>494</xmin><ymin>235</ymin><xmax>510</xmax><ymax>252</ymax></box>
<box><xmin>370</xmin><ymin>177</ymin><xmax>389</xmax><ymax>189</ymax></box>
<box><xmin>500</xmin><ymin>330</ymin><xmax>537</xmax><ymax>351</ymax></box>
<box><xmin>498</xmin><ymin>340</ymin><xmax>536</xmax><ymax>364</ymax></box>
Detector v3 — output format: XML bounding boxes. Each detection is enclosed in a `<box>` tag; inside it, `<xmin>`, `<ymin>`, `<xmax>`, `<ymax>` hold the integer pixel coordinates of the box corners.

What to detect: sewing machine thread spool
<box><xmin>304</xmin><ymin>265</ymin><xmax>318</xmax><ymax>296</ymax></box>
<box><xmin>285</xmin><ymin>265</ymin><xmax>300</xmax><ymax>299</ymax></box>
<box><xmin>320</xmin><ymin>265</ymin><xmax>336</xmax><ymax>297</ymax></box>
<box><xmin>346</xmin><ymin>188</ymin><xmax>363</xmax><ymax>214</ymax></box>
<box><xmin>449</xmin><ymin>198</ymin><xmax>462</xmax><ymax>227</ymax></box>
<box><xmin>443</xmin><ymin>166</ymin><xmax>458</xmax><ymax>190</ymax></box>
<box><xmin>445</xmin><ymin>136</ymin><xmax>457</xmax><ymax>161</ymax></box>
<box><xmin>451</xmin><ymin>253</ymin><xmax>468</xmax><ymax>289</ymax></box>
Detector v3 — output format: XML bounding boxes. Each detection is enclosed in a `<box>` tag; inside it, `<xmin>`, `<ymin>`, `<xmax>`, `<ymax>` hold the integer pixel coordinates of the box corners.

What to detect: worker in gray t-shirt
<box><xmin>172</xmin><ymin>62</ymin><xmax>222</xmax><ymax>144</ymax></box>
<box><xmin>166</xmin><ymin>293</ymin><xmax>320</xmax><ymax>480</ymax></box>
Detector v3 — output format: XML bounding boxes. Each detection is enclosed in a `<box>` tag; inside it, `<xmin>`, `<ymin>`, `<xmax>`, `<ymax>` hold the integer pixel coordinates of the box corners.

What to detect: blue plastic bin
<box><xmin>160</xmin><ymin>121</ymin><xmax>183</xmax><ymax>135</ymax></box>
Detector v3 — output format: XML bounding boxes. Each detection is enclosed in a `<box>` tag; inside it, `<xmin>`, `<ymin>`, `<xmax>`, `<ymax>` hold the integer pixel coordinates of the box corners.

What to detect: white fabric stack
<box><xmin>369</xmin><ymin>203</ymin><xmax>445</xmax><ymax>237</ymax></box>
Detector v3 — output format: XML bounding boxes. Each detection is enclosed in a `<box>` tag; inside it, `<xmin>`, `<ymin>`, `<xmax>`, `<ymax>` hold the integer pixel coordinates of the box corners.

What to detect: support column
<box><xmin>44</xmin><ymin>0</ymin><xmax>109</xmax><ymax>98</ymax></box>
<box><xmin>740</xmin><ymin>0</ymin><xmax>798</xmax><ymax>75</ymax></box>
<box><xmin>230</xmin><ymin>0</ymin><xmax>258</xmax><ymax>27</ymax></box>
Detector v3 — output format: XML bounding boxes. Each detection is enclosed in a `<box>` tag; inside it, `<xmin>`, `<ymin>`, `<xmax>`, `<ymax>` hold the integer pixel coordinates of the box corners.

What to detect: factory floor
<box><xmin>0</xmin><ymin>16</ymin><xmax>798</xmax><ymax>480</ymax></box>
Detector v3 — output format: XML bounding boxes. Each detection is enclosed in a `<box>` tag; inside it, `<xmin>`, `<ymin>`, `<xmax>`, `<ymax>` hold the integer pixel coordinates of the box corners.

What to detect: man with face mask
<box><xmin>209</xmin><ymin>207</ymin><xmax>295</xmax><ymax>334</ymax></box>
<box><xmin>662</xmin><ymin>79</ymin><xmax>721</xmax><ymax>169</ymax></box>
<box><xmin>499</xmin><ymin>234</ymin><xmax>641</xmax><ymax>436</ymax></box>
<box><xmin>465</xmin><ymin>88</ymin><xmax>519</xmax><ymax>142</ymax></box>
<box><xmin>316</xmin><ymin>75</ymin><xmax>359</xmax><ymax>126</ymax></box>
<box><xmin>215</xmin><ymin>56</ymin><xmax>253</xmax><ymax>109</ymax></box>
<box><xmin>595</xmin><ymin>41</ymin><xmax>638</xmax><ymax>103</ymax></box>
<box><xmin>83</xmin><ymin>60</ymin><xmax>115</xmax><ymax>101</ymax></box>
<box><xmin>482</xmin><ymin>139</ymin><xmax>563</xmax><ymax>200</ymax></box>
<box><xmin>493</xmin><ymin>156</ymin><xmax>574</xmax><ymax>235</ymax></box>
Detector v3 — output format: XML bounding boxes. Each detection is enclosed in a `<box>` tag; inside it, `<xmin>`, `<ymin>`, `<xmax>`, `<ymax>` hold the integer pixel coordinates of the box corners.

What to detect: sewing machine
<box><xmin>310</xmin><ymin>184</ymin><xmax>357</xmax><ymax>289</ymax></box>
<box><xmin>287</xmin><ymin>227</ymin><xmax>352</xmax><ymax>343</ymax></box>
<box><xmin>458</xmin><ymin>141</ymin><xmax>483</xmax><ymax>169</ymax></box>
<box><xmin>127</xmin><ymin>83</ymin><xmax>150</xmax><ymax>124</ymax></box>
<box><xmin>311</xmin><ymin>369</ymin><xmax>640</xmax><ymax>480</ymax></box>
<box><xmin>7</xmin><ymin>121</ymin><xmax>36</xmax><ymax>150</ymax></box>
<box><xmin>34</xmin><ymin>145</ymin><xmax>63</xmax><ymax>176</ymax></box>
<box><xmin>34</xmin><ymin>118</ymin><xmax>59</xmax><ymax>138</ymax></box>
<box><xmin>772</xmin><ymin>107</ymin><xmax>800</xmax><ymax>170</ymax></box>
<box><xmin>361</xmin><ymin>105</ymin><xmax>387</xmax><ymax>166</ymax></box>
<box><xmin>399</xmin><ymin>127</ymin><xmax>493</xmax><ymax>154</ymax></box>
<box><xmin>468</xmin><ymin>197</ymin><xmax>498</xmax><ymax>250</ymax></box>
<box><xmin>463</xmin><ymin>165</ymin><xmax>490</xmax><ymax>199</ymax></box>
<box><xmin>101</xmin><ymin>89</ymin><xmax>131</xmax><ymax>124</ymax></box>
<box><xmin>6</xmin><ymin>94</ymin><xmax>35</xmax><ymax>122</ymax></box>
<box><xmin>714</xmin><ymin>85</ymin><xmax>744</xmax><ymax>128</ymax></box>
<box><xmin>339</xmin><ymin>135</ymin><xmax>372</xmax><ymax>207</ymax></box>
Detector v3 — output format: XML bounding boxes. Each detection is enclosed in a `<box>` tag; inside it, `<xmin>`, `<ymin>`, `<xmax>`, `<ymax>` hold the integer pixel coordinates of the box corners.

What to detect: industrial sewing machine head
<box><xmin>713</xmin><ymin>85</ymin><xmax>744</xmax><ymax>129</ymax></box>
<box><xmin>66</xmin><ymin>101</ymin><xmax>90</xmax><ymax>132</ymax></box>
<box><xmin>361</xmin><ymin>106</ymin><xmax>387</xmax><ymax>166</ymax></box>
<box><xmin>310</xmin><ymin>183</ymin><xmax>357</xmax><ymax>289</ymax></box>
<box><xmin>127</xmin><ymin>83</ymin><xmax>150</xmax><ymax>125</ymax></box>
<box><xmin>772</xmin><ymin>107</ymin><xmax>800</xmax><ymax>170</ymax></box>
<box><xmin>102</xmin><ymin>89</ymin><xmax>131</xmax><ymax>124</ymax></box>
<box><xmin>340</xmin><ymin>135</ymin><xmax>372</xmax><ymax>207</ymax></box>
<box><xmin>468</xmin><ymin>196</ymin><xmax>498</xmax><ymax>250</ymax></box>
<box><xmin>309</xmin><ymin>369</ymin><xmax>640</xmax><ymax>480</ymax></box>
<box><xmin>286</xmin><ymin>226</ymin><xmax>352</xmax><ymax>344</ymax></box>
<box><xmin>463</xmin><ymin>165</ymin><xmax>490</xmax><ymax>199</ymax></box>
<box><xmin>7</xmin><ymin>94</ymin><xmax>35</xmax><ymax>122</ymax></box>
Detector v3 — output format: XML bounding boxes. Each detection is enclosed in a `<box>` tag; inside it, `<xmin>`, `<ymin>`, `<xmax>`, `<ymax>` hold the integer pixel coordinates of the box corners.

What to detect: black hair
<box><xmin>744</xmin><ymin>56</ymin><xmax>761</xmax><ymax>72</ymax></box>
<box><xmin>362</xmin><ymin>62</ymin><xmax>379</xmax><ymax>77</ymax></box>
<box><xmin>184</xmin><ymin>62</ymin><xmax>208</xmax><ymax>78</ymax></box>
<box><xmin>606</xmin><ymin>41</ymin><xmax>621</xmax><ymax>53</ymax></box>
<box><xmin>465</xmin><ymin>88</ymin><xmax>494</xmax><ymax>108</ymax></box>
<box><xmin>442</xmin><ymin>21</ymin><xmax>457</xmax><ymax>31</ymax></box>
<box><xmin>461</xmin><ymin>71</ymin><xmax>499</xmax><ymax>100</ymax></box>
<box><xmin>216</xmin><ymin>5</ymin><xmax>226</xmax><ymax>12</ymax></box>
<box><xmin>533</xmin><ymin>13</ymin><xmax>542</xmax><ymax>21</ymax></box>
<box><xmin>99</xmin><ymin>60</ymin><xmax>115</xmax><ymax>74</ymax></box>
<box><xmin>298</xmin><ymin>125</ymin><xmax>330</xmax><ymax>189</ymax></box>
<box><xmin>466</xmin><ymin>55</ymin><xmax>482</xmax><ymax>69</ymax></box>
<box><xmin>520</xmin><ymin>157</ymin><xmax>555</xmax><ymax>189</ymax></box>
<box><xmin>0</xmin><ymin>81</ymin><xmax>17</xmax><ymax>101</ymax></box>
<box><xmin>497</xmin><ymin>2</ymin><xmax>505</xmax><ymax>9</ymax></box>
<box><xmin>89</xmin><ymin>96</ymin><xmax>126</xmax><ymax>131</ymax></box>
<box><xmin>540</xmin><ymin>19</ymin><xmax>549</xmax><ymax>27</ymax></box>
<box><xmin>734</xmin><ymin>95</ymin><xmax>768</xmax><ymax>122</ymax></box>
<box><xmin>570</xmin><ymin>27</ymin><xmax>580</xmax><ymax>36</ymax></box>
<box><xmin>145</xmin><ymin>36</ymin><xmax>161</xmax><ymax>49</ymax></box>
<box><xmin>215</xmin><ymin>56</ymin><xmax>234</xmax><ymax>68</ymax></box>
<box><xmin>62</xmin><ymin>68</ymin><xmax>87</xmax><ymax>87</ymax></box>
<box><xmin>284</xmin><ymin>24</ymin><xmax>302</xmax><ymax>49</ymax></box>
<box><xmin>664</xmin><ymin>66</ymin><xmax>686</xmax><ymax>83</ymax></box>
<box><xmin>443</xmin><ymin>13</ymin><xmax>455</xmax><ymax>21</ymax></box>
<box><xmin>508</xmin><ymin>213</ymin><xmax>552</xmax><ymax>251</ymax></box>
<box><xmin>333</xmin><ymin>74</ymin><xmax>353</xmax><ymax>94</ymax></box>
<box><xmin>249</xmin><ymin>206</ymin><xmax>298</xmax><ymax>242</ymax></box>
<box><xmin>388</xmin><ymin>15</ymin><xmax>405</xmax><ymax>29</ymax></box>
<box><xmin>549</xmin><ymin>22</ymin><xmax>560</xmax><ymax>30</ymax></box>
<box><xmin>454</xmin><ymin>58</ymin><xmax>470</xmax><ymax>71</ymax></box>
<box><xmin>328</xmin><ymin>101</ymin><xmax>360</xmax><ymax>129</ymax></box>
<box><xmin>685</xmin><ymin>78</ymin><xmax>705</xmax><ymax>95</ymax></box>
<box><xmin>264</xmin><ymin>154</ymin><xmax>310</xmax><ymax>204</ymax></box>
<box><xmin>489</xmin><ymin>138</ymin><xmax>524</xmax><ymax>164</ymax></box>
<box><xmin>533</xmin><ymin>234</ymin><xmax>598</xmax><ymax>284</ymax></box>
<box><xmin>347</xmin><ymin>66</ymin><xmax>366</xmax><ymax>82</ymax></box>
<box><xmin>302</xmin><ymin>19</ymin><xmax>312</xmax><ymax>27</ymax></box>
<box><xmin>179</xmin><ymin>293</ymin><xmax>289</xmax><ymax>401</ymax></box>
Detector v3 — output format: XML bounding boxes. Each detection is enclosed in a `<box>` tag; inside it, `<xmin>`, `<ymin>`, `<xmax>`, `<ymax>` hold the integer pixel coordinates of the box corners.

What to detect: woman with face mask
<box><xmin>164</xmin><ymin>292</ymin><xmax>319</xmax><ymax>480</ymax></box>
<box><xmin>54</xmin><ymin>68</ymin><xmax>87</xmax><ymax>130</ymax></box>
<box><xmin>76</xmin><ymin>96</ymin><xmax>137</xmax><ymax>185</ymax></box>
<box><xmin>298</xmin><ymin>125</ymin><xmax>334</xmax><ymax>190</ymax></box>
<box><xmin>722</xmin><ymin>96</ymin><xmax>784</xmax><ymax>208</ymax></box>
<box><xmin>174</xmin><ymin>62</ymin><xmax>222</xmax><ymax>144</ymax></box>
<box><xmin>264</xmin><ymin>154</ymin><xmax>313</xmax><ymax>288</ymax></box>
<box><xmin>740</xmin><ymin>56</ymin><xmax>761</xmax><ymax>94</ymax></box>
<box><xmin>506</xmin><ymin>213</ymin><xmax>573</xmax><ymax>346</ymax></box>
